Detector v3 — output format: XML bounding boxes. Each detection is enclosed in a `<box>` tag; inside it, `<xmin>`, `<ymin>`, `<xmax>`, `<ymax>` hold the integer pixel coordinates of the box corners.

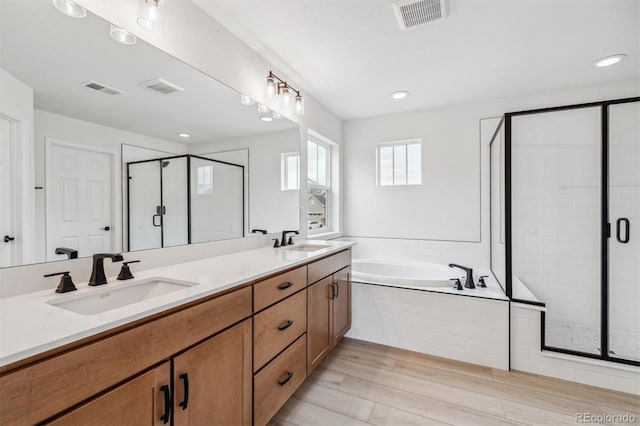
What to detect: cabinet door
<box><xmin>173</xmin><ymin>319</ymin><xmax>252</xmax><ymax>426</ymax></box>
<box><xmin>332</xmin><ymin>266</ymin><xmax>351</xmax><ymax>347</ymax></box>
<box><xmin>307</xmin><ymin>276</ymin><xmax>334</xmax><ymax>373</ymax></box>
<box><xmin>48</xmin><ymin>362</ymin><xmax>171</xmax><ymax>426</ymax></box>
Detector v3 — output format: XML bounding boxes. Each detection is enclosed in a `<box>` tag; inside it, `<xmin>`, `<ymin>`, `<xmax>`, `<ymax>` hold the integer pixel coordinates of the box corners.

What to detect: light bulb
<box><xmin>257</xmin><ymin>104</ymin><xmax>270</xmax><ymax>113</ymax></box>
<box><xmin>266</xmin><ymin>76</ymin><xmax>276</xmax><ymax>98</ymax></box>
<box><xmin>137</xmin><ymin>0</ymin><xmax>164</xmax><ymax>31</ymax></box>
<box><xmin>240</xmin><ymin>94</ymin><xmax>255</xmax><ymax>106</ymax></box>
<box><xmin>52</xmin><ymin>0</ymin><xmax>87</xmax><ymax>18</ymax></box>
<box><xmin>281</xmin><ymin>85</ymin><xmax>292</xmax><ymax>111</ymax></box>
<box><xmin>294</xmin><ymin>94</ymin><xmax>304</xmax><ymax>116</ymax></box>
<box><xmin>110</xmin><ymin>24</ymin><xmax>137</xmax><ymax>45</ymax></box>
<box><xmin>272</xmin><ymin>111</ymin><xmax>282</xmax><ymax>120</ymax></box>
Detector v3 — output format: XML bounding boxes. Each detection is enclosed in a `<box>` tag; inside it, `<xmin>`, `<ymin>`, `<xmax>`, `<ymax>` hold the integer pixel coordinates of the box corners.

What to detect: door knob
<box><xmin>3</xmin><ymin>235</ymin><xmax>15</xmax><ymax>243</ymax></box>
<box><xmin>102</xmin><ymin>226</ymin><xmax>111</xmax><ymax>231</ymax></box>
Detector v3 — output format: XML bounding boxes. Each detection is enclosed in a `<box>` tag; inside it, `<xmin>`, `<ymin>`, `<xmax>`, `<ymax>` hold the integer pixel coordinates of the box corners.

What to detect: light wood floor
<box><xmin>269</xmin><ymin>338</ymin><xmax>640</xmax><ymax>426</ymax></box>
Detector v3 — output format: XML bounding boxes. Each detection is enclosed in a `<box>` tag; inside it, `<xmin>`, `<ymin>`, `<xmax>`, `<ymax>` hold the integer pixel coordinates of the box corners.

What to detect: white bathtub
<box><xmin>351</xmin><ymin>258</ymin><xmax>460</xmax><ymax>288</ymax></box>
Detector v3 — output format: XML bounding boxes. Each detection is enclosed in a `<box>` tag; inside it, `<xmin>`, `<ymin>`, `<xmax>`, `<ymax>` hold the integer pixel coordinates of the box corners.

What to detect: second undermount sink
<box><xmin>286</xmin><ymin>244</ymin><xmax>331</xmax><ymax>252</ymax></box>
<box><xmin>46</xmin><ymin>277</ymin><xmax>199</xmax><ymax>316</ymax></box>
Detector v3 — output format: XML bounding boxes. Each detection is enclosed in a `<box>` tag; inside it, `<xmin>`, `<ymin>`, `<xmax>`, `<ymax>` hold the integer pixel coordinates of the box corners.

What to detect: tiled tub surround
<box><xmin>346</xmin><ymin>281</ymin><xmax>509</xmax><ymax>370</ymax></box>
<box><xmin>0</xmin><ymin>240</ymin><xmax>354</xmax><ymax>367</ymax></box>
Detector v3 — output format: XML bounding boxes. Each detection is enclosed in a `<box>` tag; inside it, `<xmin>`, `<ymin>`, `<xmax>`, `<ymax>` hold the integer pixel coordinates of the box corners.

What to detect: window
<box><xmin>196</xmin><ymin>165</ymin><xmax>213</xmax><ymax>194</ymax></box>
<box><xmin>281</xmin><ymin>152</ymin><xmax>300</xmax><ymax>190</ymax></box>
<box><xmin>307</xmin><ymin>136</ymin><xmax>332</xmax><ymax>233</ymax></box>
<box><xmin>377</xmin><ymin>139</ymin><xmax>422</xmax><ymax>186</ymax></box>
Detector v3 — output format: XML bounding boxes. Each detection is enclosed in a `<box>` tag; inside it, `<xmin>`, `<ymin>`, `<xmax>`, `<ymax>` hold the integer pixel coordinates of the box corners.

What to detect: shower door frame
<box><xmin>504</xmin><ymin>96</ymin><xmax>640</xmax><ymax>367</ymax></box>
<box><xmin>126</xmin><ymin>154</ymin><xmax>245</xmax><ymax>251</ymax></box>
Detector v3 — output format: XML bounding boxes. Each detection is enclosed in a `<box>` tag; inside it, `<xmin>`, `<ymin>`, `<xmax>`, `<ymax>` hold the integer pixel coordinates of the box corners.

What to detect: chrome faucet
<box><xmin>281</xmin><ymin>230</ymin><xmax>299</xmax><ymax>246</ymax></box>
<box><xmin>448</xmin><ymin>263</ymin><xmax>475</xmax><ymax>289</ymax></box>
<box><xmin>89</xmin><ymin>253</ymin><xmax>124</xmax><ymax>286</ymax></box>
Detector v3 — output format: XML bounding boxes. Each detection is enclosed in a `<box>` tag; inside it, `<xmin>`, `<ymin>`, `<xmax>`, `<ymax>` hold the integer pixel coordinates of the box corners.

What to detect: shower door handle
<box><xmin>616</xmin><ymin>218</ymin><xmax>630</xmax><ymax>243</ymax></box>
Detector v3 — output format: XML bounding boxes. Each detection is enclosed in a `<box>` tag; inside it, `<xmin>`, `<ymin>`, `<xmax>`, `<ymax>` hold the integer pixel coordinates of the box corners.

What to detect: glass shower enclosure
<box><xmin>491</xmin><ymin>97</ymin><xmax>639</xmax><ymax>366</ymax></box>
<box><xmin>126</xmin><ymin>155</ymin><xmax>244</xmax><ymax>251</ymax></box>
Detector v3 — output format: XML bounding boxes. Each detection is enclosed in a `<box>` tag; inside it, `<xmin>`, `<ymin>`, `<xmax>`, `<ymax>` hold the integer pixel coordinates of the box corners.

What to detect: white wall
<box><xmin>190</xmin><ymin>129</ymin><xmax>300</xmax><ymax>233</ymax></box>
<box><xmin>33</xmin><ymin>109</ymin><xmax>187</xmax><ymax>262</ymax></box>
<box><xmin>342</xmin><ymin>79</ymin><xmax>639</xmax><ymax>274</ymax></box>
<box><xmin>0</xmin><ymin>67</ymin><xmax>36</xmax><ymax>265</ymax></box>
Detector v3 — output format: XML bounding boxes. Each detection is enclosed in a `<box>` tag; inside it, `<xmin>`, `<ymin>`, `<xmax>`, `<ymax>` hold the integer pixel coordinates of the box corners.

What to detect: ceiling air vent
<box><xmin>393</xmin><ymin>0</ymin><xmax>448</xmax><ymax>30</ymax></box>
<box><xmin>82</xmin><ymin>81</ymin><xmax>124</xmax><ymax>95</ymax></box>
<box><xmin>140</xmin><ymin>78</ymin><xmax>184</xmax><ymax>95</ymax></box>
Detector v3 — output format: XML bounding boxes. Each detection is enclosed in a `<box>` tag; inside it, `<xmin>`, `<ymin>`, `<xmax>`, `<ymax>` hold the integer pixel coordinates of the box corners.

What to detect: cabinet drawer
<box><xmin>308</xmin><ymin>249</ymin><xmax>351</xmax><ymax>284</ymax></box>
<box><xmin>0</xmin><ymin>286</ymin><xmax>252</xmax><ymax>425</ymax></box>
<box><xmin>254</xmin><ymin>334</ymin><xmax>307</xmax><ymax>426</ymax></box>
<box><xmin>253</xmin><ymin>266</ymin><xmax>307</xmax><ymax>312</ymax></box>
<box><xmin>253</xmin><ymin>290</ymin><xmax>306</xmax><ymax>371</ymax></box>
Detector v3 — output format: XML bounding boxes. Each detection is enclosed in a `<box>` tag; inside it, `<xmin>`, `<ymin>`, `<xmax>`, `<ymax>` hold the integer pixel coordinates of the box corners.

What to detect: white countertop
<box><xmin>0</xmin><ymin>241</ymin><xmax>354</xmax><ymax>368</ymax></box>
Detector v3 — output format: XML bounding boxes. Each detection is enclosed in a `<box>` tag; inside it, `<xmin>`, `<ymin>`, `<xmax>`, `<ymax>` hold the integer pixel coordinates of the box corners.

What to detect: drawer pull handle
<box><xmin>179</xmin><ymin>373</ymin><xmax>189</xmax><ymax>410</ymax></box>
<box><xmin>278</xmin><ymin>320</ymin><xmax>293</xmax><ymax>331</ymax></box>
<box><xmin>334</xmin><ymin>282</ymin><xmax>339</xmax><ymax>297</ymax></box>
<box><xmin>278</xmin><ymin>371</ymin><xmax>294</xmax><ymax>386</ymax></box>
<box><xmin>160</xmin><ymin>384</ymin><xmax>171</xmax><ymax>423</ymax></box>
<box><xmin>278</xmin><ymin>281</ymin><xmax>294</xmax><ymax>290</ymax></box>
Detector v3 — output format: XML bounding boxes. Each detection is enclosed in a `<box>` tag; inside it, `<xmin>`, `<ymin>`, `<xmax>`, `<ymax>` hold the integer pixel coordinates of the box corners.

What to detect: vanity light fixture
<box><xmin>260</xmin><ymin>116</ymin><xmax>273</xmax><ymax>122</ymax></box>
<box><xmin>391</xmin><ymin>90</ymin><xmax>410</xmax><ymax>99</ymax></box>
<box><xmin>137</xmin><ymin>0</ymin><xmax>164</xmax><ymax>31</ymax></box>
<box><xmin>52</xmin><ymin>0</ymin><xmax>87</xmax><ymax>18</ymax></box>
<box><xmin>240</xmin><ymin>94</ymin><xmax>256</xmax><ymax>106</ymax></box>
<box><xmin>257</xmin><ymin>104</ymin><xmax>270</xmax><ymax>113</ymax></box>
<box><xmin>272</xmin><ymin>111</ymin><xmax>282</xmax><ymax>120</ymax></box>
<box><xmin>594</xmin><ymin>54</ymin><xmax>627</xmax><ymax>67</ymax></box>
<box><xmin>110</xmin><ymin>24</ymin><xmax>137</xmax><ymax>45</ymax></box>
<box><xmin>265</xmin><ymin>71</ymin><xmax>305</xmax><ymax>116</ymax></box>
<box><xmin>177</xmin><ymin>133</ymin><xmax>190</xmax><ymax>138</ymax></box>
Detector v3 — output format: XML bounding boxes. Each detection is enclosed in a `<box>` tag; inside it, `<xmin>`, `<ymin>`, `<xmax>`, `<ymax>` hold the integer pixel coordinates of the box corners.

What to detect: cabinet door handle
<box><xmin>334</xmin><ymin>282</ymin><xmax>339</xmax><ymax>298</ymax></box>
<box><xmin>160</xmin><ymin>384</ymin><xmax>171</xmax><ymax>424</ymax></box>
<box><xmin>616</xmin><ymin>218</ymin><xmax>630</xmax><ymax>243</ymax></box>
<box><xmin>179</xmin><ymin>373</ymin><xmax>189</xmax><ymax>410</ymax></box>
<box><xmin>278</xmin><ymin>281</ymin><xmax>294</xmax><ymax>290</ymax></box>
<box><xmin>278</xmin><ymin>371</ymin><xmax>294</xmax><ymax>386</ymax></box>
<box><xmin>329</xmin><ymin>283</ymin><xmax>335</xmax><ymax>299</ymax></box>
<box><xmin>278</xmin><ymin>319</ymin><xmax>293</xmax><ymax>331</ymax></box>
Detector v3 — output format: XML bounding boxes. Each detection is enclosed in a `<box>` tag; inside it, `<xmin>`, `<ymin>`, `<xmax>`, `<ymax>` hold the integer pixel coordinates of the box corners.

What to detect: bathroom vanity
<box><xmin>0</xmin><ymin>243</ymin><xmax>353</xmax><ymax>425</ymax></box>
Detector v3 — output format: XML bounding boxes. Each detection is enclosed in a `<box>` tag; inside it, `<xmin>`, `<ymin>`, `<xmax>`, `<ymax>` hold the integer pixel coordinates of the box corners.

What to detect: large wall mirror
<box><xmin>0</xmin><ymin>1</ymin><xmax>300</xmax><ymax>268</ymax></box>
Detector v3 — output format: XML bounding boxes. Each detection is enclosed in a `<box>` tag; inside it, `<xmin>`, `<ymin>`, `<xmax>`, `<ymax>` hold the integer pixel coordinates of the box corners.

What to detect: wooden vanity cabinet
<box><xmin>48</xmin><ymin>362</ymin><xmax>171</xmax><ymax>426</ymax></box>
<box><xmin>173</xmin><ymin>319</ymin><xmax>252</xmax><ymax>426</ymax></box>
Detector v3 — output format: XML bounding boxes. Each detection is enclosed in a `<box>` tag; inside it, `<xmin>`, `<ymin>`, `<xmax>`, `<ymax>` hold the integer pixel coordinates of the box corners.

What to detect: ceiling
<box><xmin>0</xmin><ymin>1</ymin><xmax>296</xmax><ymax>145</ymax></box>
<box><xmin>195</xmin><ymin>0</ymin><xmax>639</xmax><ymax>120</ymax></box>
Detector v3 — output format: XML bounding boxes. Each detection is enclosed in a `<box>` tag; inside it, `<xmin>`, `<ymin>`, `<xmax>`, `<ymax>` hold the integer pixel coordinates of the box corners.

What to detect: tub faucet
<box><xmin>448</xmin><ymin>263</ymin><xmax>475</xmax><ymax>289</ymax></box>
<box><xmin>89</xmin><ymin>253</ymin><xmax>124</xmax><ymax>286</ymax></box>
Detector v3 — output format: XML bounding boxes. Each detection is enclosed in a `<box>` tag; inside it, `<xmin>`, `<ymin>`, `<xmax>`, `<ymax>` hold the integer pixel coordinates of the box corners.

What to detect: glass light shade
<box><xmin>110</xmin><ymin>24</ymin><xmax>137</xmax><ymax>45</ymax></box>
<box><xmin>137</xmin><ymin>0</ymin><xmax>164</xmax><ymax>31</ymax></box>
<box><xmin>240</xmin><ymin>94</ymin><xmax>255</xmax><ymax>106</ymax></box>
<box><xmin>52</xmin><ymin>0</ymin><xmax>87</xmax><ymax>18</ymax></box>
<box><xmin>272</xmin><ymin>111</ymin><xmax>282</xmax><ymax>120</ymax></box>
<box><xmin>294</xmin><ymin>95</ymin><xmax>305</xmax><ymax>116</ymax></box>
<box><xmin>281</xmin><ymin>86</ymin><xmax>292</xmax><ymax>111</ymax></box>
<box><xmin>257</xmin><ymin>104</ymin><xmax>270</xmax><ymax>113</ymax></box>
<box><xmin>266</xmin><ymin>76</ymin><xmax>276</xmax><ymax>98</ymax></box>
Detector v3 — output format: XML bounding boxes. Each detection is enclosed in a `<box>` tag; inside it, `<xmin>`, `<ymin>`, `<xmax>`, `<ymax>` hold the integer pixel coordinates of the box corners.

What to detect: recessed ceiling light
<box><xmin>177</xmin><ymin>133</ymin><xmax>190</xmax><ymax>138</ymax></box>
<box><xmin>52</xmin><ymin>0</ymin><xmax>87</xmax><ymax>18</ymax></box>
<box><xmin>594</xmin><ymin>54</ymin><xmax>627</xmax><ymax>67</ymax></box>
<box><xmin>260</xmin><ymin>116</ymin><xmax>273</xmax><ymax>122</ymax></box>
<box><xmin>391</xmin><ymin>90</ymin><xmax>410</xmax><ymax>100</ymax></box>
<box><xmin>110</xmin><ymin>24</ymin><xmax>137</xmax><ymax>45</ymax></box>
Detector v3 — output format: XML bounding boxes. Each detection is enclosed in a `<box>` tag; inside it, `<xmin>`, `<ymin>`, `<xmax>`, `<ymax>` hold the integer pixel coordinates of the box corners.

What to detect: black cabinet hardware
<box><xmin>160</xmin><ymin>384</ymin><xmax>171</xmax><ymax>423</ymax></box>
<box><xmin>329</xmin><ymin>283</ymin><xmax>335</xmax><ymax>299</ymax></box>
<box><xmin>616</xmin><ymin>218</ymin><xmax>630</xmax><ymax>243</ymax></box>
<box><xmin>179</xmin><ymin>373</ymin><xmax>189</xmax><ymax>410</ymax></box>
<box><xmin>333</xmin><ymin>282</ymin><xmax>339</xmax><ymax>297</ymax></box>
<box><xmin>3</xmin><ymin>235</ymin><xmax>15</xmax><ymax>243</ymax></box>
<box><xmin>278</xmin><ymin>320</ymin><xmax>293</xmax><ymax>331</ymax></box>
<box><xmin>278</xmin><ymin>281</ymin><xmax>294</xmax><ymax>290</ymax></box>
<box><xmin>278</xmin><ymin>371</ymin><xmax>293</xmax><ymax>386</ymax></box>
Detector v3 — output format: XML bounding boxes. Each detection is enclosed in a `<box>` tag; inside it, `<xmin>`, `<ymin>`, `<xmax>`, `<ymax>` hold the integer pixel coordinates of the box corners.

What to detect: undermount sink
<box><xmin>46</xmin><ymin>277</ymin><xmax>199</xmax><ymax>315</ymax></box>
<box><xmin>286</xmin><ymin>244</ymin><xmax>331</xmax><ymax>252</ymax></box>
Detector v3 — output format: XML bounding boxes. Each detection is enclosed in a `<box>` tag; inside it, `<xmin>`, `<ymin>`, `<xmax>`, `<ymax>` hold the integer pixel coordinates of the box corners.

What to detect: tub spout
<box><xmin>448</xmin><ymin>263</ymin><xmax>475</xmax><ymax>289</ymax></box>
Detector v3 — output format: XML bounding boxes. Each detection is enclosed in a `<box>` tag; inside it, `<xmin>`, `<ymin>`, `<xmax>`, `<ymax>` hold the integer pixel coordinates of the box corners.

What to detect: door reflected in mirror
<box><xmin>0</xmin><ymin>1</ymin><xmax>300</xmax><ymax>267</ymax></box>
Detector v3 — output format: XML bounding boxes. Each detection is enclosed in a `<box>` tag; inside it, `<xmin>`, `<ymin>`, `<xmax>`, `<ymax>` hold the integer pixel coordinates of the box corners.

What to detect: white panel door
<box><xmin>47</xmin><ymin>143</ymin><xmax>114</xmax><ymax>261</ymax></box>
<box><xmin>0</xmin><ymin>117</ymin><xmax>15</xmax><ymax>267</ymax></box>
